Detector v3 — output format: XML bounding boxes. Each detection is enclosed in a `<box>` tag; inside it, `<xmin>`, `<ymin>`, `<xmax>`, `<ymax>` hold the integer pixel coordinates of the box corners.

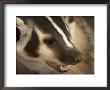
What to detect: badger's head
<box><xmin>16</xmin><ymin>16</ymin><xmax>81</xmax><ymax>73</ymax></box>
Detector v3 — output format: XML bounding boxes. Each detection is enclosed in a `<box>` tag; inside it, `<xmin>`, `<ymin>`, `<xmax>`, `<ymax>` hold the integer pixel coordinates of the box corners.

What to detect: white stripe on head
<box><xmin>61</xmin><ymin>17</ymin><xmax>70</xmax><ymax>32</ymax></box>
<box><xmin>46</xmin><ymin>16</ymin><xmax>73</xmax><ymax>48</ymax></box>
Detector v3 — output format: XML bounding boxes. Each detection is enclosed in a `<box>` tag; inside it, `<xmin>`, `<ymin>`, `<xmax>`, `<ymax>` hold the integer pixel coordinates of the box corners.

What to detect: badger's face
<box><xmin>16</xmin><ymin>16</ymin><xmax>81</xmax><ymax>73</ymax></box>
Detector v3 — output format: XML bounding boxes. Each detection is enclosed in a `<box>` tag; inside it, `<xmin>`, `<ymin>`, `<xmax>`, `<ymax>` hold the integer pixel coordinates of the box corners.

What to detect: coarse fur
<box><xmin>16</xmin><ymin>16</ymin><xmax>94</xmax><ymax>74</ymax></box>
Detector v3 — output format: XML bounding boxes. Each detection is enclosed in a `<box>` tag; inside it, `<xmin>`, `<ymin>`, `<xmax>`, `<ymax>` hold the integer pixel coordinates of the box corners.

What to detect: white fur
<box><xmin>46</xmin><ymin>16</ymin><xmax>73</xmax><ymax>48</ymax></box>
<box><xmin>16</xmin><ymin>17</ymin><xmax>32</xmax><ymax>51</ymax></box>
<box><xmin>34</xmin><ymin>26</ymin><xmax>57</xmax><ymax>60</ymax></box>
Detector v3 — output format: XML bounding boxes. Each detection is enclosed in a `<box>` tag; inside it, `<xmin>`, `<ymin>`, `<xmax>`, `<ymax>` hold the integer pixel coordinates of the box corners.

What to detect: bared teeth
<box><xmin>45</xmin><ymin>60</ymin><xmax>71</xmax><ymax>72</ymax></box>
<box><xmin>59</xmin><ymin>65</ymin><xmax>70</xmax><ymax>72</ymax></box>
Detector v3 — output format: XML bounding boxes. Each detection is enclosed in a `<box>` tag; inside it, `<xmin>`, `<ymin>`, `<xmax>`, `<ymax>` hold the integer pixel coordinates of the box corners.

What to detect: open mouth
<box><xmin>59</xmin><ymin>64</ymin><xmax>71</xmax><ymax>72</ymax></box>
<box><xmin>45</xmin><ymin>60</ymin><xmax>71</xmax><ymax>72</ymax></box>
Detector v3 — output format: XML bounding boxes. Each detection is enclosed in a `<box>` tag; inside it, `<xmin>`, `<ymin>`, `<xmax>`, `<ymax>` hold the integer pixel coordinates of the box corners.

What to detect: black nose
<box><xmin>68</xmin><ymin>49</ymin><xmax>81</xmax><ymax>64</ymax></box>
<box><xmin>59</xmin><ymin>48</ymin><xmax>81</xmax><ymax>64</ymax></box>
<box><xmin>74</xmin><ymin>56</ymin><xmax>81</xmax><ymax>63</ymax></box>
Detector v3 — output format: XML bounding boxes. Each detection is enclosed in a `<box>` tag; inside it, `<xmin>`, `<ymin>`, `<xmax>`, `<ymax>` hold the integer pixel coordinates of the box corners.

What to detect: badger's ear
<box><xmin>16</xmin><ymin>17</ymin><xmax>24</xmax><ymax>26</ymax></box>
<box><xmin>16</xmin><ymin>17</ymin><xmax>26</xmax><ymax>31</ymax></box>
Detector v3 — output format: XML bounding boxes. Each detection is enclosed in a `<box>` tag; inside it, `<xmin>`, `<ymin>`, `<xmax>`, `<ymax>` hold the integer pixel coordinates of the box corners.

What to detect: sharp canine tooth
<box><xmin>60</xmin><ymin>65</ymin><xmax>70</xmax><ymax>71</ymax></box>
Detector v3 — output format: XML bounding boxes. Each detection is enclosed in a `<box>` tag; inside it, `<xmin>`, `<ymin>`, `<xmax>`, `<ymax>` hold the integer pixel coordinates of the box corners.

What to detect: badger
<box><xmin>16</xmin><ymin>16</ymin><xmax>94</xmax><ymax>74</ymax></box>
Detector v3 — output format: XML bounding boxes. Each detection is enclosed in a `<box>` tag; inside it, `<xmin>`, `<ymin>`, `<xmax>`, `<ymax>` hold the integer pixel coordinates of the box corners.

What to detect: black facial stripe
<box><xmin>33</xmin><ymin>16</ymin><xmax>69</xmax><ymax>46</ymax></box>
<box><xmin>51</xmin><ymin>16</ymin><xmax>72</xmax><ymax>43</ymax></box>
<box><xmin>24</xmin><ymin>30</ymin><xmax>39</xmax><ymax>57</ymax></box>
<box><xmin>33</xmin><ymin>16</ymin><xmax>59</xmax><ymax>34</ymax></box>
<box><xmin>68</xmin><ymin>16</ymin><xmax>75</xmax><ymax>23</ymax></box>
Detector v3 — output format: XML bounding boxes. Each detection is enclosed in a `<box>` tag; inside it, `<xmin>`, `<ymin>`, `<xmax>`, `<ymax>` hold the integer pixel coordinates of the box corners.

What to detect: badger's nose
<box><xmin>74</xmin><ymin>57</ymin><xmax>81</xmax><ymax>63</ymax></box>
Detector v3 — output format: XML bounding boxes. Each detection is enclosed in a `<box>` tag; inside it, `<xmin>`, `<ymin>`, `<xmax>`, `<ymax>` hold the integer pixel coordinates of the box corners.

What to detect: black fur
<box><xmin>69</xmin><ymin>16</ymin><xmax>75</xmax><ymax>23</ymax></box>
<box><xmin>51</xmin><ymin>16</ymin><xmax>72</xmax><ymax>43</ymax></box>
<box><xmin>24</xmin><ymin>30</ymin><xmax>39</xmax><ymax>57</ymax></box>
<box><xmin>16</xmin><ymin>27</ymin><xmax>20</xmax><ymax>42</ymax></box>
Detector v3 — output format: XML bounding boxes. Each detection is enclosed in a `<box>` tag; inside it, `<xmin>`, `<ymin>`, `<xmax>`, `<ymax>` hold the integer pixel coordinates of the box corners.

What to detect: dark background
<box><xmin>0</xmin><ymin>0</ymin><xmax>109</xmax><ymax>4</ymax></box>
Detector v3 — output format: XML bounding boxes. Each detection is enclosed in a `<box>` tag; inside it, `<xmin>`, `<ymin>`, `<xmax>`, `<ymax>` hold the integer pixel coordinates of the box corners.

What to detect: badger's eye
<box><xmin>44</xmin><ymin>38</ymin><xmax>56</xmax><ymax>46</ymax></box>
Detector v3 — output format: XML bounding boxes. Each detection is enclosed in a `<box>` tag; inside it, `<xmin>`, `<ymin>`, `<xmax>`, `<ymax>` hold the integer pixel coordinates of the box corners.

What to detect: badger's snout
<box><xmin>74</xmin><ymin>56</ymin><xmax>81</xmax><ymax>64</ymax></box>
<box><xmin>68</xmin><ymin>48</ymin><xmax>81</xmax><ymax>64</ymax></box>
<box><xmin>58</xmin><ymin>47</ymin><xmax>81</xmax><ymax>65</ymax></box>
